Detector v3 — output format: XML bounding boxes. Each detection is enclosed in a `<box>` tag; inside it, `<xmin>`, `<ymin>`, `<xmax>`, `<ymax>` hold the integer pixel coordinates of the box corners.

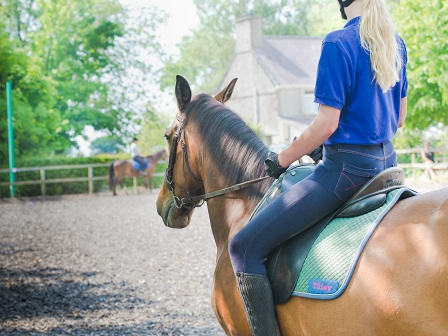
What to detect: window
<box><xmin>303</xmin><ymin>91</ymin><xmax>319</xmax><ymax>115</ymax></box>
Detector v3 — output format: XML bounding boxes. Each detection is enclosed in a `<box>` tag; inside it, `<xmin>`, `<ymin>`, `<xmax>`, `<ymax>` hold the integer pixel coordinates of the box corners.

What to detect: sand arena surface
<box><xmin>0</xmin><ymin>190</ymin><xmax>225</xmax><ymax>335</ymax></box>
<box><xmin>1</xmin><ymin>179</ymin><xmax>447</xmax><ymax>335</ymax></box>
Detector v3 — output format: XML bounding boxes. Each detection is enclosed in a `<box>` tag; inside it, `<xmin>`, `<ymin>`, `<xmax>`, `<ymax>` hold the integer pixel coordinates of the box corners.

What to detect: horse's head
<box><xmin>156</xmin><ymin>75</ymin><xmax>238</xmax><ymax>228</ymax></box>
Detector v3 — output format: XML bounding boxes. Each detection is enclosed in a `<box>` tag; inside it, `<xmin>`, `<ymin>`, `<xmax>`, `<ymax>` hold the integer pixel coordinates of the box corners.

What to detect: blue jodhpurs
<box><xmin>228</xmin><ymin>141</ymin><xmax>397</xmax><ymax>275</ymax></box>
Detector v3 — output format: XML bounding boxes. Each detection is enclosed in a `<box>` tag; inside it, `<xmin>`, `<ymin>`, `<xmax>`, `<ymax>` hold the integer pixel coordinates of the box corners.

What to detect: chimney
<box><xmin>235</xmin><ymin>15</ymin><xmax>263</xmax><ymax>53</ymax></box>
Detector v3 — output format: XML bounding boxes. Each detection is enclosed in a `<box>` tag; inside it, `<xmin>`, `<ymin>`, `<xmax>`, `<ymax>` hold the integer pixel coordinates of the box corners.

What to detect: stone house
<box><xmin>220</xmin><ymin>15</ymin><xmax>322</xmax><ymax>149</ymax></box>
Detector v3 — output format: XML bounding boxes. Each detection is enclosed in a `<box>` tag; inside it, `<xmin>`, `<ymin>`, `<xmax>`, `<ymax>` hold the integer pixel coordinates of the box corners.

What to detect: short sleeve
<box><xmin>400</xmin><ymin>40</ymin><xmax>408</xmax><ymax>98</ymax></box>
<box><xmin>314</xmin><ymin>41</ymin><xmax>351</xmax><ymax>110</ymax></box>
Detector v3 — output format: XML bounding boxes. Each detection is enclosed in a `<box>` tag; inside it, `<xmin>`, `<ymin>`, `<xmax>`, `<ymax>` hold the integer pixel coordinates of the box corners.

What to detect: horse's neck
<box><xmin>199</xmin><ymin>137</ymin><xmax>269</xmax><ymax>257</ymax></box>
<box><xmin>148</xmin><ymin>151</ymin><xmax>161</xmax><ymax>161</ymax></box>
<box><xmin>205</xmin><ymin>187</ymin><xmax>263</xmax><ymax>258</ymax></box>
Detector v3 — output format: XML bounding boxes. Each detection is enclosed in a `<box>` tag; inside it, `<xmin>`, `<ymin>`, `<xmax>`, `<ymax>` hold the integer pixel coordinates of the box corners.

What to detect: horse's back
<box><xmin>277</xmin><ymin>187</ymin><xmax>448</xmax><ymax>336</ymax></box>
<box><xmin>113</xmin><ymin>159</ymin><xmax>131</xmax><ymax>167</ymax></box>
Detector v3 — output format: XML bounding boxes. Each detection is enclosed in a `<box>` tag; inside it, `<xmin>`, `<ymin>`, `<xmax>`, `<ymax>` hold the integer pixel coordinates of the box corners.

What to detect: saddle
<box><xmin>131</xmin><ymin>158</ymin><xmax>148</xmax><ymax>171</ymax></box>
<box><xmin>255</xmin><ymin>164</ymin><xmax>414</xmax><ymax>304</ymax></box>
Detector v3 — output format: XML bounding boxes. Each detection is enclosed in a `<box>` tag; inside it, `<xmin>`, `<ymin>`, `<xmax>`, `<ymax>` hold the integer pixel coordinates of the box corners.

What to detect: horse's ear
<box><xmin>175</xmin><ymin>75</ymin><xmax>192</xmax><ymax>112</ymax></box>
<box><xmin>215</xmin><ymin>78</ymin><xmax>238</xmax><ymax>104</ymax></box>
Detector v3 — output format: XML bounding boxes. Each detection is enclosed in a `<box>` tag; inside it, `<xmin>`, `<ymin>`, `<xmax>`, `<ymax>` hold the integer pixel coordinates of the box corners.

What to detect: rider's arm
<box><xmin>398</xmin><ymin>97</ymin><xmax>407</xmax><ymax>128</ymax></box>
<box><xmin>278</xmin><ymin>104</ymin><xmax>340</xmax><ymax>167</ymax></box>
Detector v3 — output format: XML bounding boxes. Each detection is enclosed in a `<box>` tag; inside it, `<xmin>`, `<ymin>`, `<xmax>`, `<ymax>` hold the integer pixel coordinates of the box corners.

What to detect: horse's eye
<box><xmin>164</xmin><ymin>134</ymin><xmax>171</xmax><ymax>142</ymax></box>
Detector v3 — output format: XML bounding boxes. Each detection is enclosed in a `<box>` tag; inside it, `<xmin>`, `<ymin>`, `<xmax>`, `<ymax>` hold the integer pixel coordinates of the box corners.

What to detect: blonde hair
<box><xmin>359</xmin><ymin>0</ymin><xmax>402</xmax><ymax>92</ymax></box>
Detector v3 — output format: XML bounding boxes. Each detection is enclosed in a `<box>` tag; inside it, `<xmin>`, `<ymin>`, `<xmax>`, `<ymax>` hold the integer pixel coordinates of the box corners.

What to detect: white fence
<box><xmin>0</xmin><ymin>163</ymin><xmax>165</xmax><ymax>198</ymax></box>
<box><xmin>395</xmin><ymin>148</ymin><xmax>447</xmax><ymax>179</ymax></box>
<box><xmin>0</xmin><ymin>148</ymin><xmax>446</xmax><ymax>198</ymax></box>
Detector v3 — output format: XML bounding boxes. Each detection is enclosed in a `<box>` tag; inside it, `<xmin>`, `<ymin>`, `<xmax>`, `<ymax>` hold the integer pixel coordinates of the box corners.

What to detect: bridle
<box><xmin>165</xmin><ymin>114</ymin><xmax>270</xmax><ymax>210</ymax></box>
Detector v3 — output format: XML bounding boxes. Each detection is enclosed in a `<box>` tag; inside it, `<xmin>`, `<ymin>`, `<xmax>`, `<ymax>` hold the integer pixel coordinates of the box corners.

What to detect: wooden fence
<box><xmin>0</xmin><ymin>163</ymin><xmax>165</xmax><ymax>198</ymax></box>
<box><xmin>395</xmin><ymin>148</ymin><xmax>448</xmax><ymax>179</ymax></box>
<box><xmin>0</xmin><ymin>148</ymin><xmax>446</xmax><ymax>198</ymax></box>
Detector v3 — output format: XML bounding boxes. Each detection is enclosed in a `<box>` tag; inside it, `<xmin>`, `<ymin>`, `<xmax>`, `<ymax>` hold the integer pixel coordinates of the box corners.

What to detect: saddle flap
<box><xmin>337</xmin><ymin>193</ymin><xmax>387</xmax><ymax>218</ymax></box>
<box><xmin>250</xmin><ymin>164</ymin><xmax>314</xmax><ymax>219</ymax></box>
<box><xmin>266</xmin><ymin>212</ymin><xmax>335</xmax><ymax>304</ymax></box>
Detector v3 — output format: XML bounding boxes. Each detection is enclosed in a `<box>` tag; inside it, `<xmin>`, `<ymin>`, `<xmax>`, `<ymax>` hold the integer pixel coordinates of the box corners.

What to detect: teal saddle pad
<box><xmin>292</xmin><ymin>188</ymin><xmax>405</xmax><ymax>300</ymax></box>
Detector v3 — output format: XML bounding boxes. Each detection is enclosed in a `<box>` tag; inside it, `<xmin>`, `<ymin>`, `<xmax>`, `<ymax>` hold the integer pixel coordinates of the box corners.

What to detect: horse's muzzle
<box><xmin>156</xmin><ymin>197</ymin><xmax>192</xmax><ymax>229</ymax></box>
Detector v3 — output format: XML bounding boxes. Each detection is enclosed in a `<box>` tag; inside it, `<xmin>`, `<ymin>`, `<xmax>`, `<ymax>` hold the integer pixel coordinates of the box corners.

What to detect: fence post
<box><xmin>88</xmin><ymin>166</ymin><xmax>93</xmax><ymax>195</ymax></box>
<box><xmin>6</xmin><ymin>81</ymin><xmax>16</xmax><ymax>197</ymax></box>
<box><xmin>40</xmin><ymin>168</ymin><xmax>46</xmax><ymax>199</ymax></box>
<box><xmin>411</xmin><ymin>153</ymin><xmax>416</xmax><ymax>179</ymax></box>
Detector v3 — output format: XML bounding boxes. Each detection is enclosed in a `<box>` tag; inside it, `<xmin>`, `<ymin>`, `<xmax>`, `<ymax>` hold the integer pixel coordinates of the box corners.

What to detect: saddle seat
<box><xmin>130</xmin><ymin>158</ymin><xmax>148</xmax><ymax>172</ymax></box>
<box><xmin>261</xmin><ymin>165</ymin><xmax>408</xmax><ymax>304</ymax></box>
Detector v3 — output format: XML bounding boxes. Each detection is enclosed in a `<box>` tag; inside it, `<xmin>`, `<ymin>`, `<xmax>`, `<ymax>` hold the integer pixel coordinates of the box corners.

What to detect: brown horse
<box><xmin>156</xmin><ymin>76</ymin><xmax>448</xmax><ymax>335</ymax></box>
<box><xmin>108</xmin><ymin>149</ymin><xmax>168</xmax><ymax>196</ymax></box>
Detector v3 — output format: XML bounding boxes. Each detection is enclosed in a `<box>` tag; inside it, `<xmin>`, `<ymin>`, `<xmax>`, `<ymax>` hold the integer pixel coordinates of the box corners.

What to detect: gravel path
<box><xmin>0</xmin><ymin>189</ymin><xmax>225</xmax><ymax>336</ymax></box>
<box><xmin>1</xmin><ymin>180</ymin><xmax>447</xmax><ymax>335</ymax></box>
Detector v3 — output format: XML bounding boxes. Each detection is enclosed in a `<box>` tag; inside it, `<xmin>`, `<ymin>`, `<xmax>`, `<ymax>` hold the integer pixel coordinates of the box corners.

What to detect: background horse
<box><xmin>156</xmin><ymin>76</ymin><xmax>448</xmax><ymax>335</ymax></box>
<box><xmin>109</xmin><ymin>149</ymin><xmax>168</xmax><ymax>196</ymax></box>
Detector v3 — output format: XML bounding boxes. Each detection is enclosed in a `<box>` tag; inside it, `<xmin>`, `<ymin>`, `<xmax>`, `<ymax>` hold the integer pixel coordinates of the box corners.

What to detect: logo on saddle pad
<box><xmin>308</xmin><ymin>279</ymin><xmax>339</xmax><ymax>294</ymax></box>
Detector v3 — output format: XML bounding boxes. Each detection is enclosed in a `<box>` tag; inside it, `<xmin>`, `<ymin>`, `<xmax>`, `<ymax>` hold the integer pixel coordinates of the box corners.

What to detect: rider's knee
<box><xmin>228</xmin><ymin>232</ymin><xmax>249</xmax><ymax>272</ymax></box>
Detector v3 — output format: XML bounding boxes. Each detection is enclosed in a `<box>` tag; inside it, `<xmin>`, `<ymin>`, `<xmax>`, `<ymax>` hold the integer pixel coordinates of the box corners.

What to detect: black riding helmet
<box><xmin>338</xmin><ymin>0</ymin><xmax>356</xmax><ymax>19</ymax></box>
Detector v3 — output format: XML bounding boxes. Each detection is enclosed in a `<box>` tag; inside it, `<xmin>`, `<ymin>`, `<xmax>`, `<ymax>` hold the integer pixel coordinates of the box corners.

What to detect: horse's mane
<box><xmin>146</xmin><ymin>149</ymin><xmax>164</xmax><ymax>159</ymax></box>
<box><xmin>185</xmin><ymin>93</ymin><xmax>270</xmax><ymax>193</ymax></box>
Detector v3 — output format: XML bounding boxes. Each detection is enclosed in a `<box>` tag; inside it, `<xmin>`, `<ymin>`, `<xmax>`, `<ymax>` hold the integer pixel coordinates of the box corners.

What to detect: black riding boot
<box><xmin>236</xmin><ymin>272</ymin><xmax>281</xmax><ymax>336</ymax></box>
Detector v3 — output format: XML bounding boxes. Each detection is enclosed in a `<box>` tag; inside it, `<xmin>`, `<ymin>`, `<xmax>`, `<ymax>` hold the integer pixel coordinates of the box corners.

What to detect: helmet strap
<box><xmin>338</xmin><ymin>0</ymin><xmax>355</xmax><ymax>20</ymax></box>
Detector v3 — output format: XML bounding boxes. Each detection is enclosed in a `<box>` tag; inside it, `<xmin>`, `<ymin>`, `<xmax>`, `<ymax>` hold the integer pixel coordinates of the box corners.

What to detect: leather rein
<box><xmin>165</xmin><ymin>114</ymin><xmax>270</xmax><ymax>209</ymax></box>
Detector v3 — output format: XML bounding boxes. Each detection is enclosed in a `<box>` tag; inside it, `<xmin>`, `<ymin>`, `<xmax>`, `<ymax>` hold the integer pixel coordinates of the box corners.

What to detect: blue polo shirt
<box><xmin>314</xmin><ymin>16</ymin><xmax>408</xmax><ymax>145</ymax></box>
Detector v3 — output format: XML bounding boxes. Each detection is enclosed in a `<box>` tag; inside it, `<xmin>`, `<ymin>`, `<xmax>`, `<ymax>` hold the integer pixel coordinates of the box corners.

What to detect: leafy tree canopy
<box><xmin>394</xmin><ymin>0</ymin><xmax>448</xmax><ymax>129</ymax></box>
<box><xmin>90</xmin><ymin>136</ymin><xmax>121</xmax><ymax>155</ymax></box>
<box><xmin>160</xmin><ymin>0</ymin><xmax>314</xmax><ymax>93</ymax></box>
<box><xmin>0</xmin><ymin>0</ymin><xmax>165</xmax><ymax>164</ymax></box>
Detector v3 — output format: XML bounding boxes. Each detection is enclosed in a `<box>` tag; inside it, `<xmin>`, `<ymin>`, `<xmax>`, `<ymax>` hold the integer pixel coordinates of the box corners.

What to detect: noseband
<box><xmin>165</xmin><ymin>114</ymin><xmax>270</xmax><ymax>210</ymax></box>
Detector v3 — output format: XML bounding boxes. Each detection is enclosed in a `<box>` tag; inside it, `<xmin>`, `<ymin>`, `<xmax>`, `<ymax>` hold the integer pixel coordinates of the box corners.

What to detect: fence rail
<box><xmin>395</xmin><ymin>148</ymin><xmax>447</xmax><ymax>179</ymax></box>
<box><xmin>1</xmin><ymin>148</ymin><xmax>446</xmax><ymax>198</ymax></box>
<box><xmin>0</xmin><ymin>163</ymin><xmax>165</xmax><ymax>198</ymax></box>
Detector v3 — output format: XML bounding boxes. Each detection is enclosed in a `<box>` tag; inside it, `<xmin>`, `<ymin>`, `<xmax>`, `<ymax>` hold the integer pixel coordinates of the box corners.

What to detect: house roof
<box><xmin>254</xmin><ymin>36</ymin><xmax>322</xmax><ymax>87</ymax></box>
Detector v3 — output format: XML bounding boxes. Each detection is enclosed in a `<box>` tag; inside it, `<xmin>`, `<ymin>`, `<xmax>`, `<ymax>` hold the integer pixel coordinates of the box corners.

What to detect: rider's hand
<box><xmin>307</xmin><ymin>145</ymin><xmax>323</xmax><ymax>164</ymax></box>
<box><xmin>264</xmin><ymin>151</ymin><xmax>287</xmax><ymax>179</ymax></box>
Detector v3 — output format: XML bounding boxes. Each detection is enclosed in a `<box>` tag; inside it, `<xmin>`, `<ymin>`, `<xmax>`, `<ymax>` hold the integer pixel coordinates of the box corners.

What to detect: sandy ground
<box><xmin>0</xmin><ymin>190</ymin><xmax>225</xmax><ymax>336</ymax></box>
<box><xmin>1</xmin><ymin>178</ymin><xmax>447</xmax><ymax>335</ymax></box>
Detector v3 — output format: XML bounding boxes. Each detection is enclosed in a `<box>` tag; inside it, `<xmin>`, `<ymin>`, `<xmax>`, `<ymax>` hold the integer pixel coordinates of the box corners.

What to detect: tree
<box><xmin>308</xmin><ymin>0</ymin><xmax>344</xmax><ymax>37</ymax></box>
<box><xmin>138</xmin><ymin>105</ymin><xmax>171</xmax><ymax>155</ymax></box>
<box><xmin>90</xmin><ymin>136</ymin><xmax>120</xmax><ymax>154</ymax></box>
<box><xmin>160</xmin><ymin>0</ymin><xmax>314</xmax><ymax>93</ymax></box>
<box><xmin>0</xmin><ymin>0</ymin><xmax>165</xmax><ymax>163</ymax></box>
<box><xmin>394</xmin><ymin>0</ymin><xmax>448</xmax><ymax>129</ymax></box>
<box><xmin>0</xmin><ymin>10</ymin><xmax>60</xmax><ymax>162</ymax></box>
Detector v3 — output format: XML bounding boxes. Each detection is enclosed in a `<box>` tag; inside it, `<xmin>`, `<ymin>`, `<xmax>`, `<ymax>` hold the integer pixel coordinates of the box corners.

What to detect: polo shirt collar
<box><xmin>344</xmin><ymin>16</ymin><xmax>361</xmax><ymax>28</ymax></box>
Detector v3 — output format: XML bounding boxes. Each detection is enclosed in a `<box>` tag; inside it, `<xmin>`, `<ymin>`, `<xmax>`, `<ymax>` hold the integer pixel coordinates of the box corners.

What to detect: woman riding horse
<box><xmin>157</xmin><ymin>75</ymin><xmax>448</xmax><ymax>335</ymax></box>
<box><xmin>108</xmin><ymin>149</ymin><xmax>168</xmax><ymax>196</ymax></box>
<box><xmin>228</xmin><ymin>0</ymin><xmax>408</xmax><ymax>334</ymax></box>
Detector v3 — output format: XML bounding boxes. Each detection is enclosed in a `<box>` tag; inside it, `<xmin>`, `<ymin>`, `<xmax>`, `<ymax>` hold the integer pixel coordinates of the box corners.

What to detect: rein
<box><xmin>165</xmin><ymin>114</ymin><xmax>270</xmax><ymax>209</ymax></box>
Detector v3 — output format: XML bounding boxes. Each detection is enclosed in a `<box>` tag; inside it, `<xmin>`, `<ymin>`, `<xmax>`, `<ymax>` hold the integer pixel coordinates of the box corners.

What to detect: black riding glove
<box><xmin>307</xmin><ymin>145</ymin><xmax>323</xmax><ymax>164</ymax></box>
<box><xmin>264</xmin><ymin>151</ymin><xmax>287</xmax><ymax>179</ymax></box>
